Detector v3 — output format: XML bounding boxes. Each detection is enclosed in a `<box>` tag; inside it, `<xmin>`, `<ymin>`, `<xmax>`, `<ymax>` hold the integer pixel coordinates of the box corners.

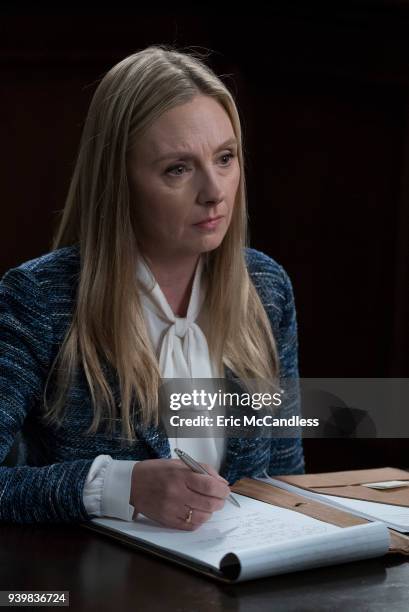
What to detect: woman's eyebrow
<box><xmin>152</xmin><ymin>137</ymin><xmax>238</xmax><ymax>164</ymax></box>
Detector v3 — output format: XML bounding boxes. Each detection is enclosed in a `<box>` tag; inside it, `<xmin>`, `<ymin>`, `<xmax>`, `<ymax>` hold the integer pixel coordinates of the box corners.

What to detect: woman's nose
<box><xmin>197</xmin><ymin>169</ymin><xmax>225</xmax><ymax>205</ymax></box>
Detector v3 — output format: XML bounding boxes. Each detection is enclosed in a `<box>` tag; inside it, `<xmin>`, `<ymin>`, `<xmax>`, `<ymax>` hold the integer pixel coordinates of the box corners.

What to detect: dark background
<box><xmin>1</xmin><ymin>2</ymin><xmax>409</xmax><ymax>470</ymax></box>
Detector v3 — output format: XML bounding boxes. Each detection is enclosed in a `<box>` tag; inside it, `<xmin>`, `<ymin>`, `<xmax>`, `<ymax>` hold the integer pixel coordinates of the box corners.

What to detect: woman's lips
<box><xmin>193</xmin><ymin>216</ymin><xmax>223</xmax><ymax>230</ymax></box>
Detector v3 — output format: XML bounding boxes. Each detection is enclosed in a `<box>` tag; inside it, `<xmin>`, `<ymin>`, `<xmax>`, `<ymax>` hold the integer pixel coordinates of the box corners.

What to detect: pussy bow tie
<box><xmin>137</xmin><ymin>255</ymin><xmax>213</xmax><ymax>379</ymax></box>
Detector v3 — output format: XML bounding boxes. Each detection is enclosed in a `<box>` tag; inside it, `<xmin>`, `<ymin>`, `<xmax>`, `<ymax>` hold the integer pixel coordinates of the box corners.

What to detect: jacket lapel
<box><xmin>220</xmin><ymin>366</ymin><xmax>270</xmax><ymax>483</ymax></box>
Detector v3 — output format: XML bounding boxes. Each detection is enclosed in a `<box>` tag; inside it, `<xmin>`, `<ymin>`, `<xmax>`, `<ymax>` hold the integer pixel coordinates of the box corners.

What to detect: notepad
<box><xmin>258</xmin><ymin>476</ymin><xmax>409</xmax><ymax>533</ymax></box>
<box><xmin>84</xmin><ymin>493</ymin><xmax>390</xmax><ymax>582</ymax></box>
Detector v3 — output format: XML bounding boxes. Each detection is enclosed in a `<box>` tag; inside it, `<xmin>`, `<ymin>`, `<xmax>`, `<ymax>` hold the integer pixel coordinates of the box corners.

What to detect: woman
<box><xmin>0</xmin><ymin>45</ymin><xmax>304</xmax><ymax>528</ymax></box>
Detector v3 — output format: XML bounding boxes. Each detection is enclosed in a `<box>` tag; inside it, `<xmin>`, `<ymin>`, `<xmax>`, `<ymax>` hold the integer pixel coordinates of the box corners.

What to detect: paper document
<box><xmin>258</xmin><ymin>475</ymin><xmax>409</xmax><ymax>533</ymax></box>
<box><xmin>90</xmin><ymin>493</ymin><xmax>389</xmax><ymax>582</ymax></box>
<box><xmin>362</xmin><ymin>480</ymin><xmax>409</xmax><ymax>490</ymax></box>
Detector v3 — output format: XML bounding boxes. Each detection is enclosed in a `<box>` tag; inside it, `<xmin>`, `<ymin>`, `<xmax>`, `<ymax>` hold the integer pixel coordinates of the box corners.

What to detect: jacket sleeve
<box><xmin>0</xmin><ymin>266</ymin><xmax>94</xmax><ymax>523</ymax></box>
<box><xmin>268</xmin><ymin>265</ymin><xmax>305</xmax><ymax>475</ymax></box>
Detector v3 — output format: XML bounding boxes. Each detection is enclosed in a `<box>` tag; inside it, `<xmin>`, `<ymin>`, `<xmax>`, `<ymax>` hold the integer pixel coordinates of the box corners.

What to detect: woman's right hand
<box><xmin>129</xmin><ymin>458</ymin><xmax>231</xmax><ymax>530</ymax></box>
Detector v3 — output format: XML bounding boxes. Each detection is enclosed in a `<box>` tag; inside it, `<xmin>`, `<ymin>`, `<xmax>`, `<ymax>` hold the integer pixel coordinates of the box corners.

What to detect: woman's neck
<box><xmin>142</xmin><ymin>252</ymin><xmax>201</xmax><ymax>317</ymax></box>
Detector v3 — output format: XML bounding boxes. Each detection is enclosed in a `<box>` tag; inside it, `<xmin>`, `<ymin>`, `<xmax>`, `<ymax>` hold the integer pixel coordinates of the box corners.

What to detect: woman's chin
<box><xmin>197</xmin><ymin>235</ymin><xmax>224</xmax><ymax>253</ymax></box>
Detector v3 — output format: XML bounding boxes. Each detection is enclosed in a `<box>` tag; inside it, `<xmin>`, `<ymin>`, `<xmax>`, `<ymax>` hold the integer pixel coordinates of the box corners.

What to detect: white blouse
<box><xmin>82</xmin><ymin>254</ymin><xmax>225</xmax><ymax>521</ymax></box>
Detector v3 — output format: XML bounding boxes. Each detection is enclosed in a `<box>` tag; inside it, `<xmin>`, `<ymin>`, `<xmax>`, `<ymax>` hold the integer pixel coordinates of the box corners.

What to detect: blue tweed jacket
<box><xmin>0</xmin><ymin>245</ymin><xmax>304</xmax><ymax>523</ymax></box>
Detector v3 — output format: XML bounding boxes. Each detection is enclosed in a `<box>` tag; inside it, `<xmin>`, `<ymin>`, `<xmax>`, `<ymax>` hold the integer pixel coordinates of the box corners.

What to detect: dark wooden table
<box><xmin>1</xmin><ymin>524</ymin><xmax>408</xmax><ymax>612</ymax></box>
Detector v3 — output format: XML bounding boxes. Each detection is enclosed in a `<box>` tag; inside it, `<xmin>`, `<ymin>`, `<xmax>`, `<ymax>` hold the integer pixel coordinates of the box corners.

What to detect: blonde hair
<box><xmin>42</xmin><ymin>44</ymin><xmax>280</xmax><ymax>442</ymax></box>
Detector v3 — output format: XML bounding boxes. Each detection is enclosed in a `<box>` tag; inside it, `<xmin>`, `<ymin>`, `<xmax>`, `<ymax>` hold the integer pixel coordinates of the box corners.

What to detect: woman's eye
<box><xmin>219</xmin><ymin>152</ymin><xmax>235</xmax><ymax>165</ymax></box>
<box><xmin>166</xmin><ymin>164</ymin><xmax>188</xmax><ymax>177</ymax></box>
<box><xmin>165</xmin><ymin>152</ymin><xmax>236</xmax><ymax>177</ymax></box>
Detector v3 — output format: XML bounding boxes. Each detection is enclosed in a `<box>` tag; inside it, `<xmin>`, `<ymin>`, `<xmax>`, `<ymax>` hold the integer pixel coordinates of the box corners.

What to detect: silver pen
<box><xmin>174</xmin><ymin>447</ymin><xmax>241</xmax><ymax>508</ymax></box>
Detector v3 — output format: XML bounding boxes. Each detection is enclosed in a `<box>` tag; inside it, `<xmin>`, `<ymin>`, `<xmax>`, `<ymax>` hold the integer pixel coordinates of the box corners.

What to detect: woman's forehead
<box><xmin>134</xmin><ymin>97</ymin><xmax>236</xmax><ymax>162</ymax></box>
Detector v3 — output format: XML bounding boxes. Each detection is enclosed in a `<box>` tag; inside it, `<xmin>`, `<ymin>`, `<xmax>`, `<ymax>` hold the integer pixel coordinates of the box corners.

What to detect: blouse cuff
<box><xmin>101</xmin><ymin>459</ymin><xmax>138</xmax><ymax>521</ymax></box>
<box><xmin>83</xmin><ymin>454</ymin><xmax>113</xmax><ymax>517</ymax></box>
<box><xmin>83</xmin><ymin>455</ymin><xmax>138</xmax><ymax>521</ymax></box>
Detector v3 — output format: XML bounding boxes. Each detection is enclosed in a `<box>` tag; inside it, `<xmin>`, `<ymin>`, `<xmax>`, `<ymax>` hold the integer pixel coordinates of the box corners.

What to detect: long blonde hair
<box><xmin>42</xmin><ymin>44</ymin><xmax>279</xmax><ymax>442</ymax></box>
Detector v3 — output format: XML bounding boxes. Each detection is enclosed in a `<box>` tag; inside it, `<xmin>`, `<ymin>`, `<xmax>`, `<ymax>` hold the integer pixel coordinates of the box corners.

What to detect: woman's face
<box><xmin>127</xmin><ymin>95</ymin><xmax>241</xmax><ymax>261</ymax></box>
